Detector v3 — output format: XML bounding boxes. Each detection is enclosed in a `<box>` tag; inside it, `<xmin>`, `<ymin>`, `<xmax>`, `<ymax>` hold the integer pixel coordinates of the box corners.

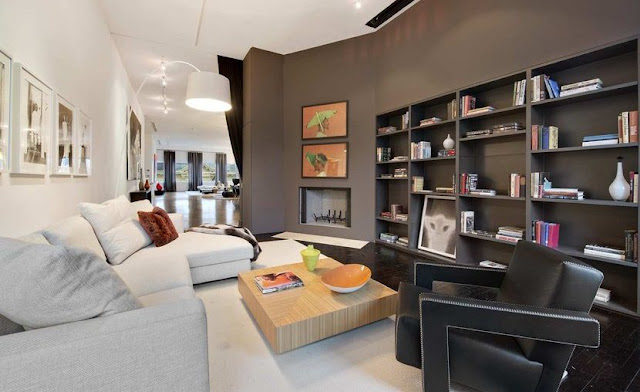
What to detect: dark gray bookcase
<box><xmin>375</xmin><ymin>36</ymin><xmax>640</xmax><ymax>317</ymax></box>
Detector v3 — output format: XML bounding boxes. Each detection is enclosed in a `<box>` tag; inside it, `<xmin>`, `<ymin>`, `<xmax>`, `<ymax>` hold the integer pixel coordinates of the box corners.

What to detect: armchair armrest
<box><xmin>415</xmin><ymin>261</ymin><xmax>506</xmax><ymax>290</ymax></box>
<box><xmin>419</xmin><ymin>292</ymin><xmax>599</xmax><ymax>391</ymax></box>
<box><xmin>0</xmin><ymin>299</ymin><xmax>209</xmax><ymax>392</ymax></box>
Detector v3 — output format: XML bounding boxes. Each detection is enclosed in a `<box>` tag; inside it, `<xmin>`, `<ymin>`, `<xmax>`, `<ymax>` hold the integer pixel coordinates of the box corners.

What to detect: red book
<box><xmin>535</xmin><ymin>221</ymin><xmax>542</xmax><ymax>244</ymax></box>
<box><xmin>630</xmin><ymin>111</ymin><xmax>638</xmax><ymax>143</ymax></box>
<box><xmin>548</xmin><ymin>223</ymin><xmax>560</xmax><ymax>248</ymax></box>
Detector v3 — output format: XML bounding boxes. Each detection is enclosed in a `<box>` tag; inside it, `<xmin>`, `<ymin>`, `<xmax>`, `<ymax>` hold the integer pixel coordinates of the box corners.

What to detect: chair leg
<box><xmin>421</xmin><ymin>324</ymin><xmax>451</xmax><ymax>391</ymax></box>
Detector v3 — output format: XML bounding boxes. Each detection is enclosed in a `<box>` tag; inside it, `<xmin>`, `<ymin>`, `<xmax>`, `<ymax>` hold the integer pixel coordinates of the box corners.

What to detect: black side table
<box><xmin>130</xmin><ymin>190</ymin><xmax>152</xmax><ymax>202</ymax></box>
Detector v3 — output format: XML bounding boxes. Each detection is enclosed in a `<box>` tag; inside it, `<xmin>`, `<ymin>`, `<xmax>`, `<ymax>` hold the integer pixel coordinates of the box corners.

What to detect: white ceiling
<box><xmin>99</xmin><ymin>0</ymin><xmax>410</xmax><ymax>156</ymax></box>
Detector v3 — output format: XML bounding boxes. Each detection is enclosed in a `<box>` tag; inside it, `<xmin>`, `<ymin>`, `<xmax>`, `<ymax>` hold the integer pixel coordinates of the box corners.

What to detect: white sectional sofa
<box><xmin>0</xmin><ymin>196</ymin><xmax>255</xmax><ymax>391</ymax></box>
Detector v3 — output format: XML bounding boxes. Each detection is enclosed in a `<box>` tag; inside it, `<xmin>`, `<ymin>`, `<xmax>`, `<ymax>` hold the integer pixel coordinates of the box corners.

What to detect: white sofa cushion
<box><xmin>79</xmin><ymin>195</ymin><xmax>152</xmax><ymax>265</ymax></box>
<box><xmin>17</xmin><ymin>232</ymin><xmax>50</xmax><ymax>245</ymax></box>
<box><xmin>112</xmin><ymin>246</ymin><xmax>193</xmax><ymax>298</ymax></box>
<box><xmin>138</xmin><ymin>286</ymin><xmax>195</xmax><ymax>307</ymax></box>
<box><xmin>168</xmin><ymin>213</ymin><xmax>185</xmax><ymax>234</ymax></box>
<box><xmin>168</xmin><ymin>232</ymin><xmax>253</xmax><ymax>268</ymax></box>
<box><xmin>41</xmin><ymin>216</ymin><xmax>107</xmax><ymax>262</ymax></box>
<box><xmin>130</xmin><ymin>199</ymin><xmax>154</xmax><ymax>217</ymax></box>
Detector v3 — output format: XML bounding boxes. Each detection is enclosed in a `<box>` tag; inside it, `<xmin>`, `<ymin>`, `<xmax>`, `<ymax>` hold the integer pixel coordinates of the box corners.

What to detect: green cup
<box><xmin>300</xmin><ymin>245</ymin><xmax>321</xmax><ymax>271</ymax></box>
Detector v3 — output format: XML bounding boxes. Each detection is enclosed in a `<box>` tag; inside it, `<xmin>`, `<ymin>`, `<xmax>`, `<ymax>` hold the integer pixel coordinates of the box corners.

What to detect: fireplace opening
<box><xmin>299</xmin><ymin>187</ymin><xmax>351</xmax><ymax>228</ymax></box>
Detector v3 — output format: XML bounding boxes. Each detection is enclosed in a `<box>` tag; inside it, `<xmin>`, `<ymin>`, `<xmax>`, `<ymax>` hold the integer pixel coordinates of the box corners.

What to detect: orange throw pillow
<box><xmin>137</xmin><ymin>207</ymin><xmax>179</xmax><ymax>247</ymax></box>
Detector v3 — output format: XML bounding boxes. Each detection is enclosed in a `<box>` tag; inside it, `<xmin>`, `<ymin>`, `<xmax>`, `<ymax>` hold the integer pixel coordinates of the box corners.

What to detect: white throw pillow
<box><xmin>79</xmin><ymin>195</ymin><xmax>152</xmax><ymax>265</ymax></box>
<box><xmin>41</xmin><ymin>215</ymin><xmax>107</xmax><ymax>262</ymax></box>
<box><xmin>130</xmin><ymin>199</ymin><xmax>154</xmax><ymax>218</ymax></box>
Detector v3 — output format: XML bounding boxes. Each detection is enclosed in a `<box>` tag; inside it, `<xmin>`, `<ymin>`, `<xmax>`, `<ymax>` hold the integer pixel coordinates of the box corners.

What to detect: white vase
<box><xmin>443</xmin><ymin>134</ymin><xmax>455</xmax><ymax>150</ymax></box>
<box><xmin>609</xmin><ymin>158</ymin><xmax>630</xmax><ymax>201</ymax></box>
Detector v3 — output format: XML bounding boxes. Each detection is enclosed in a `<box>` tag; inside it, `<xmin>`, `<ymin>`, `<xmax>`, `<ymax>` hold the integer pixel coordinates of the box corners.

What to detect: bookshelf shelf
<box><xmin>376</xmin><ymin>177</ymin><xmax>408</xmax><ymax>180</ymax></box>
<box><xmin>459</xmin><ymin>130</ymin><xmax>526</xmax><ymax>142</ymax></box>
<box><xmin>459</xmin><ymin>105</ymin><xmax>525</xmax><ymax>121</ymax></box>
<box><xmin>556</xmin><ymin>246</ymin><xmax>638</xmax><ymax>268</ymax></box>
<box><xmin>531</xmin><ymin>143</ymin><xmax>639</xmax><ymax>154</ymax></box>
<box><xmin>410</xmin><ymin>156</ymin><xmax>455</xmax><ymax>162</ymax></box>
<box><xmin>531</xmin><ymin>198</ymin><xmax>638</xmax><ymax>208</ymax></box>
<box><xmin>376</xmin><ymin>128</ymin><xmax>409</xmax><ymax>138</ymax></box>
<box><xmin>459</xmin><ymin>194</ymin><xmax>525</xmax><ymax>201</ymax></box>
<box><xmin>531</xmin><ymin>81</ymin><xmax>638</xmax><ymax>108</ymax></box>
<box><xmin>410</xmin><ymin>118</ymin><xmax>457</xmax><ymax>130</ymax></box>
<box><xmin>376</xmin><ymin>216</ymin><xmax>409</xmax><ymax>225</ymax></box>
<box><xmin>459</xmin><ymin>232</ymin><xmax>518</xmax><ymax>246</ymax></box>
<box><xmin>374</xmin><ymin>37</ymin><xmax>640</xmax><ymax>317</ymax></box>
<box><xmin>376</xmin><ymin>160</ymin><xmax>409</xmax><ymax>165</ymax></box>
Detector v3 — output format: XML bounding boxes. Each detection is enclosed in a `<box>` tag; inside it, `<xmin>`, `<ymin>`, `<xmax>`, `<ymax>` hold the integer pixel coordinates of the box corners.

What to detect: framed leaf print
<box><xmin>302</xmin><ymin>101</ymin><xmax>348</xmax><ymax>140</ymax></box>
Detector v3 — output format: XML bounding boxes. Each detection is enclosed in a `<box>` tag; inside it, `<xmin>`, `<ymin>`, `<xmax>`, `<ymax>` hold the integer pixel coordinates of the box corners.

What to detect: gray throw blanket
<box><xmin>187</xmin><ymin>224</ymin><xmax>261</xmax><ymax>261</ymax></box>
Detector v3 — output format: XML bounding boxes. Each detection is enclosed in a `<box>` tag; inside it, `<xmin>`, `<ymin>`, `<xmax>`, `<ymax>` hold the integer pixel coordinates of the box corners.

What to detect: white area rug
<box><xmin>273</xmin><ymin>231</ymin><xmax>369</xmax><ymax>249</ymax></box>
<box><xmin>185</xmin><ymin>191</ymin><xmax>202</xmax><ymax>196</ymax></box>
<box><xmin>194</xmin><ymin>239</ymin><xmax>420</xmax><ymax>391</ymax></box>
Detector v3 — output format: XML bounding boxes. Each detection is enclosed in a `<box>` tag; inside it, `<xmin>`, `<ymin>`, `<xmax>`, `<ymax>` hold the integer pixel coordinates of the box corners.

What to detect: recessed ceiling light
<box><xmin>355</xmin><ymin>0</ymin><xmax>362</xmax><ymax>9</ymax></box>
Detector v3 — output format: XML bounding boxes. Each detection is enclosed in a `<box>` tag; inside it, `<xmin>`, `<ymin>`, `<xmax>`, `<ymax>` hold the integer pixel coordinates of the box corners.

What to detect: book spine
<box><xmin>532</xmin><ymin>125</ymin><xmax>539</xmax><ymax>150</ymax></box>
<box><xmin>626</xmin><ymin>231</ymin><xmax>635</xmax><ymax>261</ymax></box>
<box><xmin>619</xmin><ymin>114</ymin><xmax>624</xmax><ymax>143</ymax></box>
<box><xmin>542</xmin><ymin>127</ymin><xmax>550</xmax><ymax>150</ymax></box>
<box><xmin>635</xmin><ymin>173</ymin><xmax>639</xmax><ymax>203</ymax></box>
<box><xmin>513</xmin><ymin>81</ymin><xmax>518</xmax><ymax>106</ymax></box>
<box><xmin>630</xmin><ymin>172</ymin><xmax>635</xmax><ymax>202</ymax></box>
<box><xmin>635</xmin><ymin>232</ymin><xmax>638</xmax><ymax>262</ymax></box>
<box><xmin>561</xmin><ymin>78</ymin><xmax>603</xmax><ymax>91</ymax></box>
<box><xmin>630</xmin><ymin>110</ymin><xmax>639</xmax><ymax>143</ymax></box>
<box><xmin>520</xmin><ymin>175</ymin><xmax>526</xmax><ymax>197</ymax></box>
<box><xmin>495</xmin><ymin>234</ymin><xmax>520</xmax><ymax>243</ymax></box>
<box><xmin>623</xmin><ymin>111</ymin><xmax>630</xmax><ymax>143</ymax></box>
<box><xmin>549</xmin><ymin>126</ymin><xmax>558</xmax><ymax>149</ymax></box>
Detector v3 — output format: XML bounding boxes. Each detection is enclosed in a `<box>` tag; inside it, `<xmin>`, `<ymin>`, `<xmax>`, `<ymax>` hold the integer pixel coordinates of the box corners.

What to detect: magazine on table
<box><xmin>254</xmin><ymin>271</ymin><xmax>304</xmax><ymax>294</ymax></box>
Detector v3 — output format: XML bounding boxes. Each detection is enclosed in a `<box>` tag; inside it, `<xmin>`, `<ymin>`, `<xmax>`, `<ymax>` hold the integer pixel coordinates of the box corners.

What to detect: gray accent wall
<box><xmin>246</xmin><ymin>0</ymin><xmax>640</xmax><ymax>240</ymax></box>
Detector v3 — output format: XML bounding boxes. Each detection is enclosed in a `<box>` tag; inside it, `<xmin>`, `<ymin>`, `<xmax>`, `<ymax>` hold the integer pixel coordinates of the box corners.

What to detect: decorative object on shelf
<box><xmin>11</xmin><ymin>63</ymin><xmax>52</xmax><ymax>175</ymax></box>
<box><xmin>302</xmin><ymin>142</ymin><xmax>348</xmax><ymax>178</ymax></box>
<box><xmin>418</xmin><ymin>197</ymin><xmax>456</xmax><ymax>258</ymax></box>
<box><xmin>144</xmin><ymin>179</ymin><xmax>150</xmax><ymax>191</ymax></box>
<box><xmin>302</xmin><ymin>101</ymin><xmax>347</xmax><ymax>139</ymax></box>
<box><xmin>0</xmin><ymin>50</ymin><xmax>10</xmax><ymax>172</ymax></box>
<box><xmin>321</xmin><ymin>264</ymin><xmax>371</xmax><ymax>293</ymax></box>
<box><xmin>53</xmin><ymin>94</ymin><xmax>75</xmax><ymax>175</ymax></box>
<box><xmin>74</xmin><ymin>110</ymin><xmax>91</xmax><ymax>176</ymax></box>
<box><xmin>128</xmin><ymin>109</ymin><xmax>142</xmax><ymax>180</ymax></box>
<box><xmin>300</xmin><ymin>245</ymin><xmax>320</xmax><ymax>272</ymax></box>
<box><xmin>138</xmin><ymin>168</ymin><xmax>145</xmax><ymax>190</ymax></box>
<box><xmin>443</xmin><ymin>134</ymin><xmax>455</xmax><ymax>150</ymax></box>
<box><xmin>609</xmin><ymin>156</ymin><xmax>630</xmax><ymax>201</ymax></box>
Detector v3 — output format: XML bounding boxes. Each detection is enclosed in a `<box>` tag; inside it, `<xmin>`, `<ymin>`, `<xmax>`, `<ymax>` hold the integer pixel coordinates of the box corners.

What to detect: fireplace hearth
<box><xmin>300</xmin><ymin>187</ymin><xmax>351</xmax><ymax>228</ymax></box>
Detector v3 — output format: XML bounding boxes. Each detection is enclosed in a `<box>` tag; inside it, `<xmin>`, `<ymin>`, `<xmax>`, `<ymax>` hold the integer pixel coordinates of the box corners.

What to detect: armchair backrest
<box><xmin>497</xmin><ymin>241</ymin><xmax>603</xmax><ymax>361</ymax></box>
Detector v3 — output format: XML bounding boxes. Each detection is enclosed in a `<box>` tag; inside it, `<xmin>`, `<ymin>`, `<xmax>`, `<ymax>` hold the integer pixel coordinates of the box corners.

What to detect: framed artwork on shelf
<box><xmin>11</xmin><ymin>64</ymin><xmax>52</xmax><ymax>175</ymax></box>
<box><xmin>418</xmin><ymin>197</ymin><xmax>456</xmax><ymax>259</ymax></box>
<box><xmin>52</xmin><ymin>94</ymin><xmax>74</xmax><ymax>175</ymax></box>
<box><xmin>0</xmin><ymin>50</ymin><xmax>11</xmax><ymax>172</ymax></box>
<box><xmin>302</xmin><ymin>101</ymin><xmax>348</xmax><ymax>140</ymax></box>
<box><xmin>302</xmin><ymin>142</ymin><xmax>348</xmax><ymax>178</ymax></box>
<box><xmin>75</xmin><ymin>109</ymin><xmax>91</xmax><ymax>176</ymax></box>
<box><xmin>127</xmin><ymin>109</ymin><xmax>142</xmax><ymax>180</ymax></box>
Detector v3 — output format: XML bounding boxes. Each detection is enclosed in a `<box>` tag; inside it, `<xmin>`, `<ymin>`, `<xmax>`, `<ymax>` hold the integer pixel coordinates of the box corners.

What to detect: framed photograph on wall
<box><xmin>418</xmin><ymin>197</ymin><xmax>456</xmax><ymax>259</ymax></box>
<box><xmin>0</xmin><ymin>50</ymin><xmax>11</xmax><ymax>172</ymax></box>
<box><xmin>75</xmin><ymin>109</ymin><xmax>91</xmax><ymax>176</ymax></box>
<box><xmin>302</xmin><ymin>101</ymin><xmax>348</xmax><ymax>140</ymax></box>
<box><xmin>52</xmin><ymin>94</ymin><xmax>74</xmax><ymax>175</ymax></box>
<box><xmin>11</xmin><ymin>64</ymin><xmax>52</xmax><ymax>175</ymax></box>
<box><xmin>127</xmin><ymin>109</ymin><xmax>142</xmax><ymax>180</ymax></box>
<box><xmin>302</xmin><ymin>142</ymin><xmax>348</xmax><ymax>178</ymax></box>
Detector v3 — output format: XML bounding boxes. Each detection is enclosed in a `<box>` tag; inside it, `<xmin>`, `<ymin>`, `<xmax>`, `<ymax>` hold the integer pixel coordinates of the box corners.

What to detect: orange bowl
<box><xmin>321</xmin><ymin>264</ymin><xmax>371</xmax><ymax>293</ymax></box>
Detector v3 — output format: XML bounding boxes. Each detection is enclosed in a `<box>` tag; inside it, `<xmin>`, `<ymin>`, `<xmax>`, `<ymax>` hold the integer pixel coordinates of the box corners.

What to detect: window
<box><xmin>203</xmin><ymin>162</ymin><xmax>216</xmax><ymax>182</ymax></box>
<box><xmin>156</xmin><ymin>161</ymin><xmax>164</xmax><ymax>182</ymax></box>
<box><xmin>227</xmin><ymin>163</ymin><xmax>238</xmax><ymax>183</ymax></box>
<box><xmin>175</xmin><ymin>162</ymin><xmax>188</xmax><ymax>182</ymax></box>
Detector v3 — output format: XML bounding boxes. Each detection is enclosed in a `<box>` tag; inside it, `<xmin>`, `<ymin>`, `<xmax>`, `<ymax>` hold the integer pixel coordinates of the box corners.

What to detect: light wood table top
<box><xmin>238</xmin><ymin>258</ymin><xmax>398</xmax><ymax>354</ymax></box>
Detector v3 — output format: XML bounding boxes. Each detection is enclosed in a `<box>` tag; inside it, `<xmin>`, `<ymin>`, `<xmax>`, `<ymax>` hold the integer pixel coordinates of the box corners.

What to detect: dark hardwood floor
<box><xmin>159</xmin><ymin>193</ymin><xmax>640</xmax><ymax>390</ymax></box>
<box><xmin>154</xmin><ymin>191</ymin><xmax>240</xmax><ymax>228</ymax></box>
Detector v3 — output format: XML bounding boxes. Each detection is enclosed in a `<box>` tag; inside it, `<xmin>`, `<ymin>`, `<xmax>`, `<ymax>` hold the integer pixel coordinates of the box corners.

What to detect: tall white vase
<box><xmin>609</xmin><ymin>157</ymin><xmax>630</xmax><ymax>201</ymax></box>
<box><xmin>443</xmin><ymin>134</ymin><xmax>455</xmax><ymax>150</ymax></box>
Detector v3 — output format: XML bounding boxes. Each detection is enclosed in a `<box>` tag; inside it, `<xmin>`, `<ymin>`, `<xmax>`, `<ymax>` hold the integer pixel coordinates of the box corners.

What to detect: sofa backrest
<box><xmin>41</xmin><ymin>215</ymin><xmax>107</xmax><ymax>262</ymax></box>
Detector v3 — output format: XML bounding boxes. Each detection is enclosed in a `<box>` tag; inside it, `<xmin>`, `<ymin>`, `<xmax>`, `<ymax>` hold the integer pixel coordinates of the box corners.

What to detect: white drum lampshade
<box><xmin>185</xmin><ymin>71</ymin><xmax>232</xmax><ymax>112</ymax></box>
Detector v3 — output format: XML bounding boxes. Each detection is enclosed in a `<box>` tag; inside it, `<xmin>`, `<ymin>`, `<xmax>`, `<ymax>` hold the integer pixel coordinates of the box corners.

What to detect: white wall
<box><xmin>0</xmin><ymin>0</ymin><xmax>144</xmax><ymax>236</ymax></box>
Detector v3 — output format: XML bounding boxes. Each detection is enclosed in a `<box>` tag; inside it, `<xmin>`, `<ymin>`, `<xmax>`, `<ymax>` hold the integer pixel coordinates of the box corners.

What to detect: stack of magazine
<box><xmin>254</xmin><ymin>271</ymin><xmax>304</xmax><ymax>294</ymax></box>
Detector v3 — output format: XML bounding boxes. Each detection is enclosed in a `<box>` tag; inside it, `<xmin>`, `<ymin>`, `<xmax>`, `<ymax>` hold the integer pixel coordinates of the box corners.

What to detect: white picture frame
<box><xmin>11</xmin><ymin>64</ymin><xmax>52</xmax><ymax>175</ymax></box>
<box><xmin>0</xmin><ymin>50</ymin><xmax>11</xmax><ymax>173</ymax></box>
<box><xmin>74</xmin><ymin>109</ymin><xmax>91</xmax><ymax>176</ymax></box>
<box><xmin>417</xmin><ymin>197</ymin><xmax>457</xmax><ymax>259</ymax></box>
<box><xmin>52</xmin><ymin>94</ymin><xmax>75</xmax><ymax>175</ymax></box>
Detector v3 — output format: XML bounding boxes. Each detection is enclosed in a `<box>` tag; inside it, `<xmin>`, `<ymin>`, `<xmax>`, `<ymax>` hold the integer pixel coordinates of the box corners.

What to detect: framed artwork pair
<box><xmin>0</xmin><ymin>53</ymin><xmax>92</xmax><ymax>176</ymax></box>
<box><xmin>301</xmin><ymin>101</ymin><xmax>348</xmax><ymax>178</ymax></box>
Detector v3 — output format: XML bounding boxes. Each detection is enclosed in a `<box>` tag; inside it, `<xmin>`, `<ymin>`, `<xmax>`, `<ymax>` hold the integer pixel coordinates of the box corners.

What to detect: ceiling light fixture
<box><xmin>355</xmin><ymin>0</ymin><xmax>362</xmax><ymax>9</ymax></box>
<box><xmin>135</xmin><ymin>59</ymin><xmax>232</xmax><ymax>113</ymax></box>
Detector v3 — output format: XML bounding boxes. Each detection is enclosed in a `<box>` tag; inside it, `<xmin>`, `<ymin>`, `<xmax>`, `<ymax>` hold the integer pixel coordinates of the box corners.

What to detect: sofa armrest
<box><xmin>169</xmin><ymin>213</ymin><xmax>185</xmax><ymax>233</ymax></box>
<box><xmin>0</xmin><ymin>299</ymin><xmax>209</xmax><ymax>392</ymax></box>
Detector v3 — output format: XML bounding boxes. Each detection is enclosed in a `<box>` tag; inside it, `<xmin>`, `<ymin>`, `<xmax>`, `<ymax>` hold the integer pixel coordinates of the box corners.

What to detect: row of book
<box><xmin>393</xmin><ymin>168</ymin><xmax>407</xmax><ymax>178</ymax></box>
<box><xmin>465</xmin><ymin>122</ymin><xmax>524</xmax><ymax>138</ymax></box>
<box><xmin>460</xmin><ymin>211</ymin><xmax>474</xmax><ymax>233</ymax></box>
<box><xmin>495</xmin><ymin>226</ymin><xmax>525</xmax><ymax>243</ymax></box>
<box><xmin>411</xmin><ymin>176</ymin><xmax>424</xmax><ymax>192</ymax></box>
<box><xmin>411</xmin><ymin>141</ymin><xmax>431</xmax><ymax>159</ymax></box>
<box><xmin>459</xmin><ymin>173</ymin><xmax>478</xmax><ymax>194</ymax></box>
<box><xmin>618</xmin><ymin>111</ymin><xmax>639</xmax><ymax>143</ymax></box>
<box><xmin>377</xmin><ymin>126</ymin><xmax>397</xmax><ymax>135</ymax></box>
<box><xmin>532</xmin><ymin>220</ymin><xmax>560</xmax><ymax>248</ymax></box>
<box><xmin>437</xmin><ymin>149</ymin><xmax>456</xmax><ymax>157</ymax></box>
<box><xmin>446</xmin><ymin>99</ymin><xmax>458</xmax><ymax>120</ymax></box>
<box><xmin>560</xmin><ymin>78</ymin><xmax>602</xmax><ymax>97</ymax></box>
<box><xmin>459</xmin><ymin>95</ymin><xmax>476</xmax><ymax>117</ymax></box>
<box><xmin>512</xmin><ymin>79</ymin><xmax>527</xmax><ymax>106</ymax></box>
<box><xmin>531</xmin><ymin>74</ymin><xmax>560</xmax><ymax>102</ymax></box>
<box><xmin>401</xmin><ymin>111</ymin><xmax>410</xmax><ymax>130</ymax></box>
<box><xmin>531</xmin><ymin>125</ymin><xmax>559</xmax><ymax>150</ymax></box>
<box><xmin>584</xmin><ymin>231</ymin><xmax>638</xmax><ymax>262</ymax></box>
<box><xmin>376</xmin><ymin>147</ymin><xmax>392</xmax><ymax>162</ymax></box>
<box><xmin>379</xmin><ymin>232</ymin><xmax>409</xmax><ymax>246</ymax></box>
<box><xmin>582</xmin><ymin>133</ymin><xmax>619</xmax><ymax>146</ymax></box>
<box><xmin>630</xmin><ymin>172</ymin><xmax>639</xmax><ymax>203</ymax></box>
<box><xmin>509</xmin><ymin>174</ymin><xmax>526</xmax><ymax>198</ymax></box>
<box><xmin>419</xmin><ymin>117</ymin><xmax>441</xmax><ymax>127</ymax></box>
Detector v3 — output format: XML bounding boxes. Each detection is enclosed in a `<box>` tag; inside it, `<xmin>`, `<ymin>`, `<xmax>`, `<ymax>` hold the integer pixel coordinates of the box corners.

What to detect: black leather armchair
<box><xmin>395</xmin><ymin>241</ymin><xmax>604</xmax><ymax>392</ymax></box>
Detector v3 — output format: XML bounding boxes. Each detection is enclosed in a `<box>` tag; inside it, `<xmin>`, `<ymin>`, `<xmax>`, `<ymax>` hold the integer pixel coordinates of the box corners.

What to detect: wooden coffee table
<box><xmin>238</xmin><ymin>258</ymin><xmax>398</xmax><ymax>354</ymax></box>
